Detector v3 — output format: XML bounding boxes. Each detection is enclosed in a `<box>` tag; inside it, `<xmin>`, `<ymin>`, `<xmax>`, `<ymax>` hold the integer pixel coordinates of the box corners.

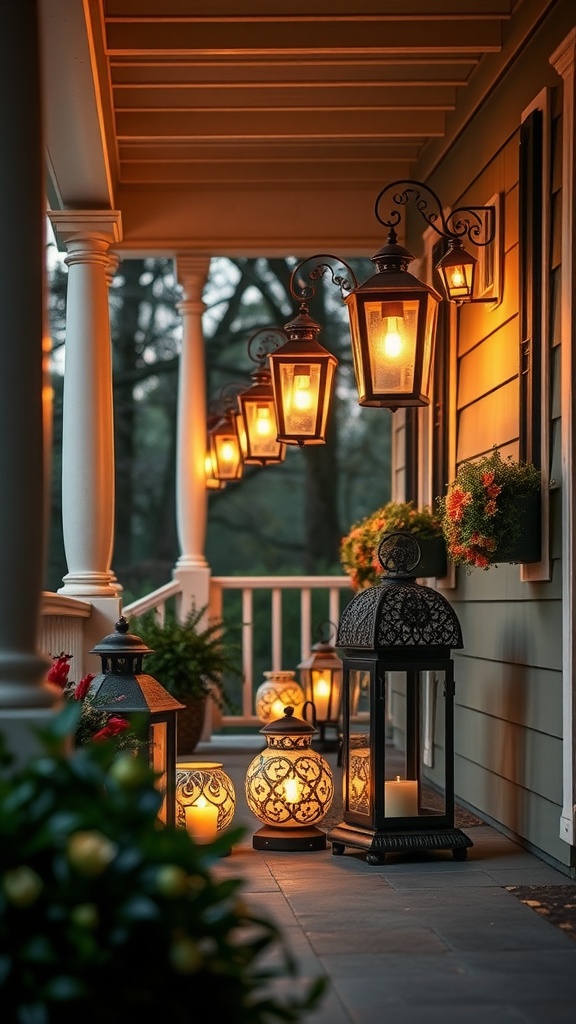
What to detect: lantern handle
<box><xmin>313</xmin><ymin>619</ymin><xmax>337</xmax><ymax>645</ymax></box>
<box><xmin>374</xmin><ymin>179</ymin><xmax>496</xmax><ymax>249</ymax></box>
<box><xmin>301</xmin><ymin>700</ymin><xmax>317</xmax><ymax>728</ymax></box>
<box><xmin>289</xmin><ymin>254</ymin><xmax>358</xmax><ymax>304</ymax></box>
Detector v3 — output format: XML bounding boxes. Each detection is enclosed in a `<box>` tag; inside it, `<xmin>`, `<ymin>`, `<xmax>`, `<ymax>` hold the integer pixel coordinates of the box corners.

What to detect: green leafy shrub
<box><xmin>0</xmin><ymin>703</ymin><xmax>326</xmax><ymax>1023</ymax></box>
<box><xmin>132</xmin><ymin>605</ymin><xmax>242</xmax><ymax>709</ymax></box>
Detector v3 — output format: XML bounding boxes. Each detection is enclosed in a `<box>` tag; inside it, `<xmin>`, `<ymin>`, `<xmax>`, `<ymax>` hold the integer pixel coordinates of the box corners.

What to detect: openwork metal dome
<box><xmin>337</xmin><ymin>533</ymin><xmax>463</xmax><ymax>651</ymax></box>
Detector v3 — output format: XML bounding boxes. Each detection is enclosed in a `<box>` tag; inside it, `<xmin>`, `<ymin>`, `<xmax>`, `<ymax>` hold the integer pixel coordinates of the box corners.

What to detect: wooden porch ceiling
<box><xmin>40</xmin><ymin>1</ymin><xmax>530</xmax><ymax>256</ymax></box>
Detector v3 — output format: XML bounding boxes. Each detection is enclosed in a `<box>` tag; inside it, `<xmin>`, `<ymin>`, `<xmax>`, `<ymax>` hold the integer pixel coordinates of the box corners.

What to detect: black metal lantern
<box><xmin>89</xmin><ymin>617</ymin><xmax>183</xmax><ymax>827</ymax></box>
<box><xmin>290</xmin><ymin>179</ymin><xmax>495</xmax><ymax>410</ymax></box>
<box><xmin>237</xmin><ymin>328</ymin><xmax>287</xmax><ymax>465</ymax></box>
<box><xmin>297</xmin><ymin>621</ymin><xmax>343</xmax><ymax>751</ymax></box>
<box><xmin>268</xmin><ymin>302</ymin><xmax>337</xmax><ymax>445</ymax></box>
<box><xmin>327</xmin><ymin>533</ymin><xmax>472</xmax><ymax>865</ymax></box>
<box><xmin>208</xmin><ymin>405</ymin><xmax>244</xmax><ymax>482</ymax></box>
<box><xmin>343</xmin><ymin>229</ymin><xmax>441</xmax><ymax>409</ymax></box>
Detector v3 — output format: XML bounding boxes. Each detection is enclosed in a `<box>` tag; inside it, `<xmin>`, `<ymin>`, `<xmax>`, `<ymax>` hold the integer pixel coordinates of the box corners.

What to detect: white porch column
<box><xmin>551</xmin><ymin>30</ymin><xmax>576</xmax><ymax>848</ymax></box>
<box><xmin>173</xmin><ymin>254</ymin><xmax>211</xmax><ymax>615</ymax></box>
<box><xmin>0</xmin><ymin>0</ymin><xmax>56</xmax><ymax>754</ymax></box>
<box><xmin>47</xmin><ymin>212</ymin><xmax>123</xmax><ymax>670</ymax></box>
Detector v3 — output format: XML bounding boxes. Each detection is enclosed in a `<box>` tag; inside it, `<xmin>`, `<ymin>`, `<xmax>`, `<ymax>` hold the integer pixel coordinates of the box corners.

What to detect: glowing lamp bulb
<box><xmin>382</xmin><ymin>317</ymin><xmax>404</xmax><ymax>358</ymax></box>
<box><xmin>449</xmin><ymin>266</ymin><xmax>465</xmax><ymax>289</ymax></box>
<box><xmin>220</xmin><ymin>440</ymin><xmax>235</xmax><ymax>463</ymax></box>
<box><xmin>293</xmin><ymin>364</ymin><xmax>312</xmax><ymax>410</ymax></box>
<box><xmin>256</xmin><ymin>405</ymin><xmax>272</xmax><ymax>436</ymax></box>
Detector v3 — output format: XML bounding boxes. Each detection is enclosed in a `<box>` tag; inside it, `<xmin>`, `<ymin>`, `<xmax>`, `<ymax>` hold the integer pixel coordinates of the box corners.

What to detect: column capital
<box><xmin>48</xmin><ymin>210</ymin><xmax>123</xmax><ymax>250</ymax></box>
<box><xmin>176</xmin><ymin>253</ymin><xmax>211</xmax><ymax>297</ymax></box>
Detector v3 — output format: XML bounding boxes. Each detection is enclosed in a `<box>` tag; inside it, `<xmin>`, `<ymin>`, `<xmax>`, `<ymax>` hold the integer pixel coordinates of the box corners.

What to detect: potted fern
<box><xmin>131</xmin><ymin>605</ymin><xmax>242</xmax><ymax>754</ymax></box>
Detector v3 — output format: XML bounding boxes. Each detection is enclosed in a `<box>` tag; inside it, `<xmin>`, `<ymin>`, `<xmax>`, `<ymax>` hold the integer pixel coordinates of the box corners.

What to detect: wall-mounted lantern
<box><xmin>290</xmin><ymin>179</ymin><xmax>495</xmax><ymax>410</ymax></box>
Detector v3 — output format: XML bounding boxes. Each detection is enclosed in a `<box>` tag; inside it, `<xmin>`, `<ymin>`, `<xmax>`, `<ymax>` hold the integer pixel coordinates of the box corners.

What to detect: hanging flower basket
<box><xmin>437</xmin><ymin>449</ymin><xmax>541</xmax><ymax>571</ymax></box>
<box><xmin>340</xmin><ymin>501</ymin><xmax>446</xmax><ymax>591</ymax></box>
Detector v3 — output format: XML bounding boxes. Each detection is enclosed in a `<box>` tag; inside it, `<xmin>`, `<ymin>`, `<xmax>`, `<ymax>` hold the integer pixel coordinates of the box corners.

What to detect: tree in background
<box><xmin>46</xmin><ymin>251</ymin><xmax>391</xmax><ymax>600</ymax></box>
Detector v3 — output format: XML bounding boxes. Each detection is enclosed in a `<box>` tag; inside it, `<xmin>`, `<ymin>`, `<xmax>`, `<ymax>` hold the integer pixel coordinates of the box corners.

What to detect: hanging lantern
<box><xmin>343</xmin><ymin>229</ymin><xmax>441</xmax><ymax>410</ymax></box>
<box><xmin>328</xmin><ymin>532</ymin><xmax>472</xmax><ymax>865</ymax></box>
<box><xmin>255</xmin><ymin>669</ymin><xmax>305</xmax><ymax>723</ymax></box>
<box><xmin>89</xmin><ymin>617</ymin><xmax>183</xmax><ymax>827</ymax></box>
<box><xmin>245</xmin><ymin>705</ymin><xmax>334</xmax><ymax>850</ymax></box>
<box><xmin>204</xmin><ymin>446</ymin><xmax>225</xmax><ymax>490</ymax></box>
<box><xmin>436</xmin><ymin>238</ymin><xmax>477</xmax><ymax>303</ymax></box>
<box><xmin>297</xmin><ymin>622</ymin><xmax>343</xmax><ymax>751</ymax></box>
<box><xmin>268</xmin><ymin>302</ymin><xmax>337</xmax><ymax>445</ymax></box>
<box><xmin>237</xmin><ymin>328</ymin><xmax>287</xmax><ymax>465</ymax></box>
<box><xmin>175</xmin><ymin>760</ymin><xmax>236</xmax><ymax>851</ymax></box>
<box><xmin>209</xmin><ymin>406</ymin><xmax>243</xmax><ymax>482</ymax></box>
<box><xmin>289</xmin><ymin>180</ymin><xmax>495</xmax><ymax>411</ymax></box>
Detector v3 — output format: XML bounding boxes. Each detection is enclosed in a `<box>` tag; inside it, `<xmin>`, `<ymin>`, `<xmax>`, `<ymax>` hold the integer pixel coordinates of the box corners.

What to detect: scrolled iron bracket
<box><xmin>374</xmin><ymin>179</ymin><xmax>496</xmax><ymax>249</ymax></box>
<box><xmin>246</xmin><ymin>327</ymin><xmax>288</xmax><ymax>366</ymax></box>
<box><xmin>289</xmin><ymin>253</ymin><xmax>358</xmax><ymax>304</ymax></box>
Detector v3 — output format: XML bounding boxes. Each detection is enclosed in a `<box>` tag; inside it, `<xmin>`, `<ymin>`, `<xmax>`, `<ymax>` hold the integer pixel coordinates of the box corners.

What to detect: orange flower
<box><xmin>446</xmin><ymin>486</ymin><xmax>472</xmax><ymax>522</ymax></box>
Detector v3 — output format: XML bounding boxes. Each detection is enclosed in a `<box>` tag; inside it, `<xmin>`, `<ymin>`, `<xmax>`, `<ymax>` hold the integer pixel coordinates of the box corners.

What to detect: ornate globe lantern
<box><xmin>89</xmin><ymin>617</ymin><xmax>183</xmax><ymax>827</ymax></box>
<box><xmin>255</xmin><ymin>669</ymin><xmax>305</xmax><ymax>723</ymax></box>
<box><xmin>245</xmin><ymin>705</ymin><xmax>334</xmax><ymax>851</ymax></box>
<box><xmin>175</xmin><ymin>761</ymin><xmax>236</xmax><ymax>851</ymax></box>
<box><xmin>328</xmin><ymin>533</ymin><xmax>472</xmax><ymax>865</ymax></box>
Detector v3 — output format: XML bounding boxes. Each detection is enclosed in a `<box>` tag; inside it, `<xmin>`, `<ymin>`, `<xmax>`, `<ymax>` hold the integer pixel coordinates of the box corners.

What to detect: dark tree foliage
<box><xmin>46</xmin><ymin>250</ymin><xmax>391</xmax><ymax>600</ymax></box>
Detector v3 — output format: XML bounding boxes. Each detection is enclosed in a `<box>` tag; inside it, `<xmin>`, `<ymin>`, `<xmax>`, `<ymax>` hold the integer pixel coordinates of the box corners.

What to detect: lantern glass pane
<box><xmin>363</xmin><ymin>299</ymin><xmax>419</xmax><ymax>393</ymax></box>
<box><xmin>279</xmin><ymin>361</ymin><xmax>320</xmax><ymax>435</ymax></box>
<box><xmin>150</xmin><ymin>719</ymin><xmax>168</xmax><ymax>824</ymax></box>
<box><xmin>346</xmin><ymin>668</ymin><xmax>372</xmax><ymax>817</ymax></box>
<box><xmin>383</xmin><ymin>670</ymin><xmax>447</xmax><ymax>820</ymax></box>
<box><xmin>244</xmin><ymin>399</ymin><xmax>283</xmax><ymax>459</ymax></box>
<box><xmin>211</xmin><ymin>430</ymin><xmax>242</xmax><ymax>480</ymax></box>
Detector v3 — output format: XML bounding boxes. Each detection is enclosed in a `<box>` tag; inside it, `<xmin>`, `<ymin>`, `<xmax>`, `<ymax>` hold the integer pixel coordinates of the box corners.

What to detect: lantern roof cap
<box><xmin>260</xmin><ymin>705</ymin><xmax>316</xmax><ymax>737</ymax></box>
<box><xmin>337</xmin><ymin>533</ymin><xmax>463</xmax><ymax>651</ymax></box>
<box><xmin>90</xmin><ymin>616</ymin><xmax>153</xmax><ymax>656</ymax></box>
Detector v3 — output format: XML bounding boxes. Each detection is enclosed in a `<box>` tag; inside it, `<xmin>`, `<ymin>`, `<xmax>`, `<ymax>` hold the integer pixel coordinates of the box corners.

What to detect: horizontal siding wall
<box><xmin>414</xmin><ymin>16</ymin><xmax>566</xmax><ymax>866</ymax></box>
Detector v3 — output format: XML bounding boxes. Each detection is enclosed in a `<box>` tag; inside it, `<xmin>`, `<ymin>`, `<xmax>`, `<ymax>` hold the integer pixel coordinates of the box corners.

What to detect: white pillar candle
<box><xmin>384</xmin><ymin>776</ymin><xmax>418</xmax><ymax>817</ymax></box>
<box><xmin>185</xmin><ymin>797</ymin><xmax>218</xmax><ymax>843</ymax></box>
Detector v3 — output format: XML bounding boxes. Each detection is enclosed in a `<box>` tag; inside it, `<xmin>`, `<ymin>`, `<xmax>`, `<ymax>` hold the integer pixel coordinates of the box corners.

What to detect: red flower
<box><xmin>73</xmin><ymin>674</ymin><xmax>95</xmax><ymax>700</ymax></box>
<box><xmin>46</xmin><ymin>653</ymin><xmax>72</xmax><ymax>690</ymax></box>
<box><xmin>91</xmin><ymin>716</ymin><xmax>131</xmax><ymax>743</ymax></box>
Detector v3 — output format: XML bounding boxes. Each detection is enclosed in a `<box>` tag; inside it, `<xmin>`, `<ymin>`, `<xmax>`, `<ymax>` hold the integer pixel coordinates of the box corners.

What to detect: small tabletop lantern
<box><xmin>255</xmin><ymin>669</ymin><xmax>305</xmax><ymax>723</ymax></box>
<box><xmin>89</xmin><ymin>617</ymin><xmax>184</xmax><ymax>827</ymax></box>
<box><xmin>297</xmin><ymin>622</ymin><xmax>343</xmax><ymax>751</ymax></box>
<box><xmin>245</xmin><ymin>705</ymin><xmax>334</xmax><ymax>851</ymax></box>
<box><xmin>176</xmin><ymin>761</ymin><xmax>236</xmax><ymax>850</ymax></box>
<box><xmin>328</xmin><ymin>533</ymin><xmax>472</xmax><ymax>865</ymax></box>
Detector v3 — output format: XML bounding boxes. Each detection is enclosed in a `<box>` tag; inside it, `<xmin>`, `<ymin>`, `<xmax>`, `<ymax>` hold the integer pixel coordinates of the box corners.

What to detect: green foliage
<box><xmin>340</xmin><ymin>501</ymin><xmax>443</xmax><ymax>590</ymax></box>
<box><xmin>0</xmin><ymin>705</ymin><xmax>327</xmax><ymax>1023</ymax></box>
<box><xmin>132</xmin><ymin>605</ymin><xmax>242</xmax><ymax>708</ymax></box>
<box><xmin>437</xmin><ymin>448</ymin><xmax>541</xmax><ymax>570</ymax></box>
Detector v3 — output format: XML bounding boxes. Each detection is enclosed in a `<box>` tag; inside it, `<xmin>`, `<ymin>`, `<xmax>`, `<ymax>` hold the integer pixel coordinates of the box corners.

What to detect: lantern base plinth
<box><xmin>252</xmin><ymin>825</ymin><xmax>327</xmax><ymax>851</ymax></box>
<box><xmin>327</xmin><ymin>823</ymin><xmax>473</xmax><ymax>864</ymax></box>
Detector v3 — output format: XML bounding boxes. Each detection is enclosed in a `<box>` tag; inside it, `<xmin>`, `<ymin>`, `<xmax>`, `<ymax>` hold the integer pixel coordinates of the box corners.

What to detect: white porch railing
<box><xmin>123</xmin><ymin>574</ymin><xmax>352</xmax><ymax>729</ymax></box>
<box><xmin>40</xmin><ymin>575</ymin><xmax>353</xmax><ymax>730</ymax></box>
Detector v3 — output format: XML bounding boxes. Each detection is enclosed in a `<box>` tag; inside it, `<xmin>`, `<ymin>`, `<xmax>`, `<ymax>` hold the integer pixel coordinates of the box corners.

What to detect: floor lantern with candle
<box><xmin>89</xmin><ymin>617</ymin><xmax>183</xmax><ymax>827</ymax></box>
<box><xmin>175</xmin><ymin>761</ymin><xmax>236</xmax><ymax>851</ymax></box>
<box><xmin>297</xmin><ymin>621</ymin><xmax>343</xmax><ymax>751</ymax></box>
<box><xmin>245</xmin><ymin>704</ymin><xmax>334</xmax><ymax>850</ymax></box>
<box><xmin>328</xmin><ymin>532</ymin><xmax>472</xmax><ymax>865</ymax></box>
